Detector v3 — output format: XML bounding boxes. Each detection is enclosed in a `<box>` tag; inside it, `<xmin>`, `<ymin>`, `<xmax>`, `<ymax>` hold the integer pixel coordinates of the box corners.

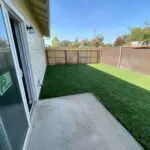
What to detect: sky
<box><xmin>0</xmin><ymin>0</ymin><xmax>150</xmax><ymax>45</ymax></box>
<box><xmin>47</xmin><ymin>0</ymin><xmax>150</xmax><ymax>45</ymax></box>
<box><xmin>0</xmin><ymin>9</ymin><xmax>7</xmax><ymax>40</ymax></box>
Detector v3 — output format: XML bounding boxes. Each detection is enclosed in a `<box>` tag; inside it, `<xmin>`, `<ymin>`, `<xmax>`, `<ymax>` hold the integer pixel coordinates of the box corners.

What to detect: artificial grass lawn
<box><xmin>40</xmin><ymin>64</ymin><xmax>150</xmax><ymax>150</ymax></box>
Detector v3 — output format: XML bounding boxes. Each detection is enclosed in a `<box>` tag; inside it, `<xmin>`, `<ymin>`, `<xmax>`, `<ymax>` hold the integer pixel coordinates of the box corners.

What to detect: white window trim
<box><xmin>19</xmin><ymin>22</ymin><xmax>38</xmax><ymax>103</ymax></box>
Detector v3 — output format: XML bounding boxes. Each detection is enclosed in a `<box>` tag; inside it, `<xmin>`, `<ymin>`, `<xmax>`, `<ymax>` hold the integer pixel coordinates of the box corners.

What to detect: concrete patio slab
<box><xmin>27</xmin><ymin>93</ymin><xmax>143</xmax><ymax>150</ymax></box>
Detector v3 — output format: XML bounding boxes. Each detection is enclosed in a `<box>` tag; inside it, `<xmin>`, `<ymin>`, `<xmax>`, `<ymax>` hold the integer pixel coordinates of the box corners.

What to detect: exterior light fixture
<box><xmin>26</xmin><ymin>25</ymin><xmax>34</xmax><ymax>34</ymax></box>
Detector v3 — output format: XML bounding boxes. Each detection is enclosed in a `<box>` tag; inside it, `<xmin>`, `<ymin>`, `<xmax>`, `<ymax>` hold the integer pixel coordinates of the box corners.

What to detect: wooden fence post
<box><xmin>118</xmin><ymin>46</ymin><xmax>123</xmax><ymax>68</ymax></box>
<box><xmin>97</xmin><ymin>50</ymin><xmax>100</xmax><ymax>63</ymax></box>
<box><xmin>99</xmin><ymin>47</ymin><xmax>102</xmax><ymax>63</ymax></box>
<box><xmin>65</xmin><ymin>50</ymin><xmax>67</xmax><ymax>64</ymax></box>
<box><xmin>45</xmin><ymin>49</ymin><xmax>49</xmax><ymax>65</ymax></box>
<box><xmin>77</xmin><ymin>51</ymin><xmax>79</xmax><ymax>64</ymax></box>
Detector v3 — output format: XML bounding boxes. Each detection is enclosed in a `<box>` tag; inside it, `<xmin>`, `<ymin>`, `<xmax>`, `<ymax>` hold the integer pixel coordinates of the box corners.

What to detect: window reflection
<box><xmin>0</xmin><ymin>7</ymin><xmax>28</xmax><ymax>150</ymax></box>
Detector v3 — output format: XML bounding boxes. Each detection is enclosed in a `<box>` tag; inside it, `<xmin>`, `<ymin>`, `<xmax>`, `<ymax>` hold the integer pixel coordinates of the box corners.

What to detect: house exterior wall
<box><xmin>26</xmin><ymin>31</ymin><xmax>46</xmax><ymax>98</ymax></box>
<box><xmin>8</xmin><ymin>0</ymin><xmax>47</xmax><ymax>99</ymax></box>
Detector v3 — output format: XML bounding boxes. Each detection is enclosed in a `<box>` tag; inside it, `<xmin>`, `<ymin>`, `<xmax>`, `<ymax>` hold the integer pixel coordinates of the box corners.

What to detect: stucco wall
<box><xmin>26</xmin><ymin>31</ymin><xmax>46</xmax><ymax>99</ymax></box>
<box><xmin>9</xmin><ymin>0</ymin><xmax>47</xmax><ymax>99</ymax></box>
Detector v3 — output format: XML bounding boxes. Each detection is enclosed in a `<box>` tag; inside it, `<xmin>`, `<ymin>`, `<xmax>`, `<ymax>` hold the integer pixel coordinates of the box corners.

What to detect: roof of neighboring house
<box><xmin>27</xmin><ymin>0</ymin><xmax>50</xmax><ymax>36</ymax></box>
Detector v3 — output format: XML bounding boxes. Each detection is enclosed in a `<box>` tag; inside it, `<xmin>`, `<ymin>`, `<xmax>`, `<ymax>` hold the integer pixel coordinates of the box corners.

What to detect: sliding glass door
<box><xmin>0</xmin><ymin>5</ymin><xmax>28</xmax><ymax>150</ymax></box>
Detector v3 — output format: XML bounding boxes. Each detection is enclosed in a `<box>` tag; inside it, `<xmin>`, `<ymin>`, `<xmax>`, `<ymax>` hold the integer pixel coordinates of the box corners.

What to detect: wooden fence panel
<box><xmin>67</xmin><ymin>51</ymin><xmax>78</xmax><ymax>64</ymax></box>
<box><xmin>45</xmin><ymin>47</ymin><xmax>150</xmax><ymax>75</ymax></box>
<box><xmin>46</xmin><ymin>49</ymin><xmax>100</xmax><ymax>65</ymax></box>
<box><xmin>120</xmin><ymin>47</ymin><xmax>150</xmax><ymax>74</ymax></box>
<box><xmin>100</xmin><ymin>47</ymin><xmax>120</xmax><ymax>66</ymax></box>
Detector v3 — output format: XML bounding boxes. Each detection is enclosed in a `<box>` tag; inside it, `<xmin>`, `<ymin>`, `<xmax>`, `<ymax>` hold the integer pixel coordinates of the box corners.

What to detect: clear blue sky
<box><xmin>0</xmin><ymin>9</ymin><xmax>7</xmax><ymax>40</ymax></box>
<box><xmin>49</xmin><ymin>0</ymin><xmax>150</xmax><ymax>44</ymax></box>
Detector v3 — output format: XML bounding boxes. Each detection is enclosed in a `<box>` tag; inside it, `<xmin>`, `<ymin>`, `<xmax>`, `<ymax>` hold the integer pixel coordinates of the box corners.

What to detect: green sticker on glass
<box><xmin>0</xmin><ymin>72</ymin><xmax>12</xmax><ymax>96</ymax></box>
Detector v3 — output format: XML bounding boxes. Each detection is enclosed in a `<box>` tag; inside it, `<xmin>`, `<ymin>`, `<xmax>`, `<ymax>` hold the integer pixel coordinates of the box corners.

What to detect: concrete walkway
<box><xmin>27</xmin><ymin>93</ymin><xmax>143</xmax><ymax>150</ymax></box>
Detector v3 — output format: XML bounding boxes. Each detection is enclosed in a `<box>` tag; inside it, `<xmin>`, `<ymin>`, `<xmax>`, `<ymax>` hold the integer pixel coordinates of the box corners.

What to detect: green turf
<box><xmin>40</xmin><ymin>64</ymin><xmax>150</xmax><ymax>150</ymax></box>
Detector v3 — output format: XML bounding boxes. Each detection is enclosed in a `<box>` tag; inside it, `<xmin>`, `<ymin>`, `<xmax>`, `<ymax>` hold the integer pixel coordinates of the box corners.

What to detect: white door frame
<box><xmin>9</xmin><ymin>11</ymin><xmax>37</xmax><ymax>111</ymax></box>
<box><xmin>0</xmin><ymin>0</ymin><xmax>31</xmax><ymax>125</ymax></box>
<box><xmin>4</xmin><ymin>0</ymin><xmax>38</xmax><ymax>108</ymax></box>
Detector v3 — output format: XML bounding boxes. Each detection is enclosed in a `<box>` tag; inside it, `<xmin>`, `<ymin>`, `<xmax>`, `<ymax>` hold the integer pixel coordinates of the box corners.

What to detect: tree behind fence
<box><xmin>45</xmin><ymin>47</ymin><xmax>150</xmax><ymax>75</ymax></box>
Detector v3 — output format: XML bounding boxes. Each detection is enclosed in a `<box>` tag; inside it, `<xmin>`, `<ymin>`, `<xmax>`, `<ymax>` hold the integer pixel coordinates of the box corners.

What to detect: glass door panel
<box><xmin>0</xmin><ymin>6</ymin><xmax>28</xmax><ymax>150</ymax></box>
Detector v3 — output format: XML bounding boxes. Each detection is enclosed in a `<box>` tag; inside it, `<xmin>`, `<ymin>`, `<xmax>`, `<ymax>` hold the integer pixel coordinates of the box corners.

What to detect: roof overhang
<box><xmin>28</xmin><ymin>0</ymin><xmax>50</xmax><ymax>37</ymax></box>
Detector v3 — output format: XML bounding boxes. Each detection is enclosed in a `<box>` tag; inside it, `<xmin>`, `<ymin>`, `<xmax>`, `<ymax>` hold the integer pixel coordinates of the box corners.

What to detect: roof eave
<box><xmin>29</xmin><ymin>0</ymin><xmax>50</xmax><ymax>37</ymax></box>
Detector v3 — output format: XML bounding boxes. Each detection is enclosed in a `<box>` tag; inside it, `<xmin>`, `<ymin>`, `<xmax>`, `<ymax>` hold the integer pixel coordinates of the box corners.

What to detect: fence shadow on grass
<box><xmin>40</xmin><ymin>64</ymin><xmax>150</xmax><ymax>150</ymax></box>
